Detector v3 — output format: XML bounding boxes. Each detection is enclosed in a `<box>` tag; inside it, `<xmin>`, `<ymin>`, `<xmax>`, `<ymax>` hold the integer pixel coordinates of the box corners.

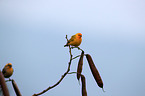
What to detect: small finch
<box><xmin>2</xmin><ymin>63</ymin><xmax>14</xmax><ymax>78</ymax></box>
<box><xmin>64</xmin><ymin>33</ymin><xmax>82</xmax><ymax>47</ymax></box>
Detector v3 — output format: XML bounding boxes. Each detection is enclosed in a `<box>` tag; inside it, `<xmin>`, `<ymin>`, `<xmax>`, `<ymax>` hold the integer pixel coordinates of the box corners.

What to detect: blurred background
<box><xmin>0</xmin><ymin>0</ymin><xmax>145</xmax><ymax>96</ymax></box>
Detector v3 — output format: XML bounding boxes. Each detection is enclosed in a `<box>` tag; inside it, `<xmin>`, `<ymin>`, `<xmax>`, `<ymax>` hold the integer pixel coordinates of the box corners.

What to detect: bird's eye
<box><xmin>8</xmin><ymin>64</ymin><xmax>12</xmax><ymax>67</ymax></box>
<box><xmin>79</xmin><ymin>35</ymin><xmax>82</xmax><ymax>37</ymax></box>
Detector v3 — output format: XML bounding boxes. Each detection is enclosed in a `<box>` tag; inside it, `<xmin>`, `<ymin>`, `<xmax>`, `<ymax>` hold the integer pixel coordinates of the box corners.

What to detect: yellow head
<box><xmin>5</xmin><ymin>63</ymin><xmax>12</xmax><ymax>68</ymax></box>
<box><xmin>76</xmin><ymin>33</ymin><xmax>82</xmax><ymax>39</ymax></box>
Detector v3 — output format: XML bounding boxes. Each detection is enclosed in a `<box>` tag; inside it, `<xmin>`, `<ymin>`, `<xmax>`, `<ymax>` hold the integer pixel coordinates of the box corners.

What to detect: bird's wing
<box><xmin>2</xmin><ymin>68</ymin><xmax>6</xmax><ymax>74</ymax></box>
<box><xmin>68</xmin><ymin>35</ymin><xmax>76</xmax><ymax>43</ymax></box>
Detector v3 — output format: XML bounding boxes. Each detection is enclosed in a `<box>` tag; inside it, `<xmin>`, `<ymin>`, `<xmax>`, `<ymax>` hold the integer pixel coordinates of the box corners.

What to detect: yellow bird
<box><xmin>64</xmin><ymin>33</ymin><xmax>82</xmax><ymax>47</ymax></box>
<box><xmin>2</xmin><ymin>63</ymin><xmax>14</xmax><ymax>78</ymax></box>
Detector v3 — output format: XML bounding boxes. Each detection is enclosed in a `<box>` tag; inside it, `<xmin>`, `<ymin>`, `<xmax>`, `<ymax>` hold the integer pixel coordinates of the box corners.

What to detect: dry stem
<box><xmin>33</xmin><ymin>35</ymin><xmax>82</xmax><ymax>96</ymax></box>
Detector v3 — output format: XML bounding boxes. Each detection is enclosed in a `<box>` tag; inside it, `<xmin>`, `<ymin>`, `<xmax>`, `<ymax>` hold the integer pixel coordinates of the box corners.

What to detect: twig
<box><xmin>5</xmin><ymin>78</ymin><xmax>12</xmax><ymax>82</ymax></box>
<box><xmin>68</xmin><ymin>72</ymin><xmax>77</xmax><ymax>74</ymax></box>
<box><xmin>71</xmin><ymin>47</ymin><xmax>84</xmax><ymax>52</ymax></box>
<box><xmin>72</xmin><ymin>53</ymin><xmax>88</xmax><ymax>60</ymax></box>
<box><xmin>72</xmin><ymin>55</ymin><xmax>81</xmax><ymax>60</ymax></box>
<box><xmin>32</xmin><ymin>35</ymin><xmax>73</xmax><ymax>96</ymax></box>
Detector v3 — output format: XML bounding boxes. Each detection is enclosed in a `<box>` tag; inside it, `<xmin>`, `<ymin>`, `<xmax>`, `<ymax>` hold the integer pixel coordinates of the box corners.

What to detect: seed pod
<box><xmin>77</xmin><ymin>51</ymin><xmax>84</xmax><ymax>80</ymax></box>
<box><xmin>86</xmin><ymin>54</ymin><xmax>103</xmax><ymax>89</ymax></box>
<box><xmin>0</xmin><ymin>70</ymin><xmax>10</xmax><ymax>96</ymax></box>
<box><xmin>12</xmin><ymin>79</ymin><xmax>22</xmax><ymax>96</ymax></box>
<box><xmin>81</xmin><ymin>75</ymin><xmax>87</xmax><ymax>96</ymax></box>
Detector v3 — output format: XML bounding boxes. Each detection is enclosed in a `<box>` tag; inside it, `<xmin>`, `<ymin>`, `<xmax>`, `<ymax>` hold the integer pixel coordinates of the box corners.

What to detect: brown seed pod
<box><xmin>77</xmin><ymin>51</ymin><xmax>84</xmax><ymax>80</ymax></box>
<box><xmin>86</xmin><ymin>54</ymin><xmax>104</xmax><ymax>89</ymax></box>
<box><xmin>12</xmin><ymin>79</ymin><xmax>22</xmax><ymax>96</ymax></box>
<box><xmin>0</xmin><ymin>70</ymin><xmax>10</xmax><ymax>96</ymax></box>
<box><xmin>81</xmin><ymin>75</ymin><xmax>87</xmax><ymax>96</ymax></box>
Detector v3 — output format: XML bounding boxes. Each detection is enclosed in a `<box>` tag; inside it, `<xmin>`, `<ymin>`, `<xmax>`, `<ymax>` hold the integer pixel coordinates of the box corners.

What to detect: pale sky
<box><xmin>0</xmin><ymin>0</ymin><xmax>145</xmax><ymax>96</ymax></box>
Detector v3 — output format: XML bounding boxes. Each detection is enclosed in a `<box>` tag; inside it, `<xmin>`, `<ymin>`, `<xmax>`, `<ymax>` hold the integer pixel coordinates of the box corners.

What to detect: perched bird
<box><xmin>64</xmin><ymin>33</ymin><xmax>82</xmax><ymax>47</ymax></box>
<box><xmin>2</xmin><ymin>63</ymin><xmax>14</xmax><ymax>78</ymax></box>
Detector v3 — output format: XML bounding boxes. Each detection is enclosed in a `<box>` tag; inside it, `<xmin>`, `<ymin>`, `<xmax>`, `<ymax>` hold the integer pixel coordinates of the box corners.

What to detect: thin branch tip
<box><xmin>33</xmin><ymin>35</ymin><xmax>85</xmax><ymax>96</ymax></box>
<box><xmin>33</xmin><ymin>36</ymin><xmax>74</xmax><ymax>96</ymax></box>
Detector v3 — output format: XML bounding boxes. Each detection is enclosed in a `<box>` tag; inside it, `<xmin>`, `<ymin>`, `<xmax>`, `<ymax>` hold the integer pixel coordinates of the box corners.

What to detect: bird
<box><xmin>2</xmin><ymin>63</ymin><xmax>14</xmax><ymax>78</ymax></box>
<box><xmin>64</xmin><ymin>33</ymin><xmax>82</xmax><ymax>47</ymax></box>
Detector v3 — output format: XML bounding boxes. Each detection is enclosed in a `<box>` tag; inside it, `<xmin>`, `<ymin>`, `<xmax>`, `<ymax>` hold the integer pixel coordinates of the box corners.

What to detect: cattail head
<box><xmin>81</xmin><ymin>74</ymin><xmax>87</xmax><ymax>96</ymax></box>
<box><xmin>86</xmin><ymin>54</ymin><xmax>104</xmax><ymax>88</ymax></box>
<box><xmin>12</xmin><ymin>79</ymin><xmax>22</xmax><ymax>96</ymax></box>
<box><xmin>77</xmin><ymin>51</ymin><xmax>84</xmax><ymax>80</ymax></box>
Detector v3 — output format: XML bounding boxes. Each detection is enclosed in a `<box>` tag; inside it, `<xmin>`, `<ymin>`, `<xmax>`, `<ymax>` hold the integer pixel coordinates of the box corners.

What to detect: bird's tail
<box><xmin>64</xmin><ymin>45</ymin><xmax>68</xmax><ymax>47</ymax></box>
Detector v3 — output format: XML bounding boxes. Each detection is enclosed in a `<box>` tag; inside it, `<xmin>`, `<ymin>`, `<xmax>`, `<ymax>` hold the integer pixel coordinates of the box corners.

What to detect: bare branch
<box><xmin>33</xmin><ymin>35</ymin><xmax>74</xmax><ymax>96</ymax></box>
<box><xmin>71</xmin><ymin>47</ymin><xmax>84</xmax><ymax>52</ymax></box>
<box><xmin>68</xmin><ymin>72</ymin><xmax>77</xmax><ymax>74</ymax></box>
<box><xmin>5</xmin><ymin>78</ymin><xmax>12</xmax><ymax>82</ymax></box>
<box><xmin>72</xmin><ymin>55</ymin><xmax>81</xmax><ymax>60</ymax></box>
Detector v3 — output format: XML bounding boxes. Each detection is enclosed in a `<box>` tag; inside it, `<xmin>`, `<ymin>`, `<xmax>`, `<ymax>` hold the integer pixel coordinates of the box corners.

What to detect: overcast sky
<box><xmin>0</xmin><ymin>0</ymin><xmax>145</xmax><ymax>96</ymax></box>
